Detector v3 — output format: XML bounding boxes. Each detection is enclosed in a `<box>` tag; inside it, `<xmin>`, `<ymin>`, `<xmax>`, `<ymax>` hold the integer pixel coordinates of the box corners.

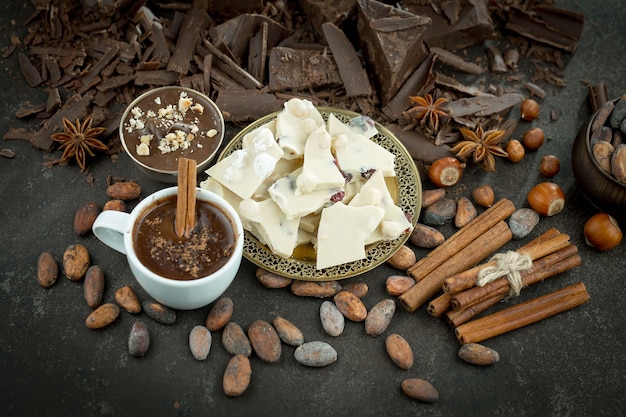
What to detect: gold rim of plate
<box><xmin>218</xmin><ymin>107</ymin><xmax>422</xmax><ymax>281</ymax></box>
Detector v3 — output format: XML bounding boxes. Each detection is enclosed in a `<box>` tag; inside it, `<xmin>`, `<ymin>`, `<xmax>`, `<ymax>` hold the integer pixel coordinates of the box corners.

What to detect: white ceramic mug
<box><xmin>92</xmin><ymin>186</ymin><xmax>243</xmax><ymax>310</ymax></box>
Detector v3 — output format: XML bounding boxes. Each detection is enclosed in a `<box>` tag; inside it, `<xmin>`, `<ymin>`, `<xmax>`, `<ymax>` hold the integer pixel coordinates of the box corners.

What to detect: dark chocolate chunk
<box><xmin>268</xmin><ymin>46</ymin><xmax>342</xmax><ymax>92</ymax></box>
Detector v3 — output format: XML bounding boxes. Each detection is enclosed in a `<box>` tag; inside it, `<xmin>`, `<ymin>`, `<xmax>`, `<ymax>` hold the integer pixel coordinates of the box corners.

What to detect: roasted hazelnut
<box><xmin>428</xmin><ymin>157</ymin><xmax>464</xmax><ymax>188</ymax></box>
<box><xmin>583</xmin><ymin>213</ymin><xmax>622</xmax><ymax>251</ymax></box>
<box><xmin>539</xmin><ymin>155</ymin><xmax>561</xmax><ymax>177</ymax></box>
<box><xmin>472</xmin><ymin>185</ymin><xmax>495</xmax><ymax>208</ymax></box>
<box><xmin>522</xmin><ymin>127</ymin><xmax>545</xmax><ymax>151</ymax></box>
<box><xmin>520</xmin><ymin>98</ymin><xmax>540</xmax><ymax>121</ymax></box>
<box><xmin>527</xmin><ymin>182</ymin><xmax>565</xmax><ymax>216</ymax></box>
<box><xmin>505</xmin><ymin>139</ymin><xmax>525</xmax><ymax>163</ymax></box>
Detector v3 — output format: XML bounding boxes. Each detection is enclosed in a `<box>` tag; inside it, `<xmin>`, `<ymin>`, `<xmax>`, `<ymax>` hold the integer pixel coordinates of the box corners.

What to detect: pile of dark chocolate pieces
<box><xmin>4</xmin><ymin>0</ymin><xmax>584</xmax><ymax>167</ymax></box>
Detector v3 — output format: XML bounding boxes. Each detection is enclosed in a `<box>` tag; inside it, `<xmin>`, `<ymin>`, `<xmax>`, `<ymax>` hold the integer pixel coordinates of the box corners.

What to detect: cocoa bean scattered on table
<box><xmin>73</xmin><ymin>201</ymin><xmax>100</xmax><ymax>236</ymax></box>
<box><xmin>63</xmin><ymin>243</ymin><xmax>90</xmax><ymax>281</ymax></box>
<box><xmin>386</xmin><ymin>245</ymin><xmax>416</xmax><ymax>270</ymax></box>
<box><xmin>291</xmin><ymin>280</ymin><xmax>342</xmax><ymax>298</ymax></box>
<box><xmin>272</xmin><ymin>316</ymin><xmax>304</xmax><ymax>347</ymax></box>
<box><xmin>128</xmin><ymin>320</ymin><xmax>150</xmax><ymax>357</ymax></box>
<box><xmin>333</xmin><ymin>291</ymin><xmax>367</xmax><ymax>322</ymax></box>
<box><xmin>410</xmin><ymin>223</ymin><xmax>445</xmax><ymax>248</ymax></box>
<box><xmin>102</xmin><ymin>199</ymin><xmax>126</xmax><ymax>212</ymax></box>
<box><xmin>115</xmin><ymin>286</ymin><xmax>141</xmax><ymax>313</ymax></box>
<box><xmin>401</xmin><ymin>378</ymin><xmax>439</xmax><ymax>403</ymax></box>
<box><xmin>385</xmin><ymin>275</ymin><xmax>416</xmax><ymax>296</ymax></box>
<box><xmin>83</xmin><ymin>265</ymin><xmax>105</xmax><ymax>309</ymax></box>
<box><xmin>143</xmin><ymin>301</ymin><xmax>176</xmax><ymax>324</ymax></box>
<box><xmin>320</xmin><ymin>300</ymin><xmax>345</xmax><ymax>337</ymax></box>
<box><xmin>205</xmin><ymin>296</ymin><xmax>234</xmax><ymax>331</ymax></box>
<box><xmin>256</xmin><ymin>268</ymin><xmax>293</xmax><ymax>289</ymax></box>
<box><xmin>342</xmin><ymin>282</ymin><xmax>368</xmax><ymax>298</ymax></box>
<box><xmin>385</xmin><ymin>333</ymin><xmax>414</xmax><ymax>370</ymax></box>
<box><xmin>189</xmin><ymin>325</ymin><xmax>212</xmax><ymax>361</ymax></box>
<box><xmin>222</xmin><ymin>322</ymin><xmax>252</xmax><ymax>357</ymax></box>
<box><xmin>85</xmin><ymin>303</ymin><xmax>119</xmax><ymax>329</ymax></box>
<box><xmin>37</xmin><ymin>251</ymin><xmax>58</xmax><ymax>288</ymax></box>
<box><xmin>248</xmin><ymin>320</ymin><xmax>281</xmax><ymax>363</ymax></box>
<box><xmin>458</xmin><ymin>343</ymin><xmax>500</xmax><ymax>366</ymax></box>
<box><xmin>106</xmin><ymin>181</ymin><xmax>141</xmax><ymax>201</ymax></box>
<box><xmin>364</xmin><ymin>299</ymin><xmax>396</xmax><ymax>337</ymax></box>
<box><xmin>294</xmin><ymin>341</ymin><xmax>337</xmax><ymax>367</ymax></box>
<box><xmin>223</xmin><ymin>354</ymin><xmax>252</xmax><ymax>397</ymax></box>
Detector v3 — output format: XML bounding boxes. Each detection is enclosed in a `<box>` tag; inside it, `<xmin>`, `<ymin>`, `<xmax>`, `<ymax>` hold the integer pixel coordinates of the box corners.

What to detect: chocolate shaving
<box><xmin>430</xmin><ymin>47</ymin><xmax>485</xmax><ymax>74</ymax></box>
<box><xmin>166</xmin><ymin>6</ymin><xmax>211</xmax><ymax>74</ymax></box>
<box><xmin>321</xmin><ymin>22</ymin><xmax>372</xmax><ymax>98</ymax></box>
<box><xmin>18</xmin><ymin>53</ymin><xmax>43</xmax><ymax>87</ymax></box>
<box><xmin>448</xmin><ymin>93</ymin><xmax>524</xmax><ymax>119</ymax></box>
<box><xmin>216</xmin><ymin>89</ymin><xmax>284</xmax><ymax>122</ymax></box>
<box><xmin>268</xmin><ymin>46</ymin><xmax>342</xmax><ymax>92</ymax></box>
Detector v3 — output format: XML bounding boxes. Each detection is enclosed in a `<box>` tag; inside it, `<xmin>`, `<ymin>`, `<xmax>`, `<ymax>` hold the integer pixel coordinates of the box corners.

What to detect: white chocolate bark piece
<box><xmin>328</xmin><ymin>113</ymin><xmax>396</xmax><ymax>178</ymax></box>
<box><xmin>239</xmin><ymin>198</ymin><xmax>300</xmax><ymax>258</ymax></box>
<box><xmin>316</xmin><ymin>203</ymin><xmax>384</xmax><ymax>270</ymax></box>
<box><xmin>268</xmin><ymin>167</ymin><xmax>342</xmax><ymax>220</ymax></box>
<box><xmin>349</xmin><ymin>169</ymin><xmax>411</xmax><ymax>244</ymax></box>
<box><xmin>348</xmin><ymin>115</ymin><xmax>378</xmax><ymax>139</ymax></box>
<box><xmin>296</xmin><ymin>125</ymin><xmax>345</xmax><ymax>195</ymax></box>
<box><xmin>199</xmin><ymin>177</ymin><xmax>243</xmax><ymax>216</ymax></box>
<box><xmin>205</xmin><ymin>127</ymin><xmax>283</xmax><ymax>199</ymax></box>
<box><xmin>251</xmin><ymin>157</ymin><xmax>302</xmax><ymax>201</ymax></box>
<box><xmin>275</xmin><ymin>98</ymin><xmax>325</xmax><ymax>159</ymax></box>
<box><xmin>299</xmin><ymin>212</ymin><xmax>320</xmax><ymax>234</ymax></box>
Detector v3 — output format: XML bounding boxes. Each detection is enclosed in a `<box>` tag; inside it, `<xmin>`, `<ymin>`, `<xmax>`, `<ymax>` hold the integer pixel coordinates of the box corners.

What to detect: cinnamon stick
<box><xmin>445</xmin><ymin>292</ymin><xmax>503</xmax><ymax>327</ymax></box>
<box><xmin>175</xmin><ymin>157</ymin><xmax>197</xmax><ymax>238</ymax></box>
<box><xmin>427</xmin><ymin>292</ymin><xmax>452</xmax><ymax>317</ymax></box>
<box><xmin>442</xmin><ymin>229</ymin><xmax>567</xmax><ymax>294</ymax></box>
<box><xmin>451</xmin><ymin>245</ymin><xmax>580</xmax><ymax>311</ymax></box>
<box><xmin>406</xmin><ymin>198</ymin><xmax>515</xmax><ymax>282</ymax></box>
<box><xmin>399</xmin><ymin>220</ymin><xmax>512</xmax><ymax>313</ymax></box>
<box><xmin>455</xmin><ymin>282</ymin><xmax>590</xmax><ymax>345</ymax></box>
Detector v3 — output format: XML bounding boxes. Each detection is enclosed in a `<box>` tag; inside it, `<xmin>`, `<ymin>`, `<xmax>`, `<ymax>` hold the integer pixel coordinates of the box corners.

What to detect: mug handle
<box><xmin>92</xmin><ymin>211</ymin><xmax>131</xmax><ymax>255</ymax></box>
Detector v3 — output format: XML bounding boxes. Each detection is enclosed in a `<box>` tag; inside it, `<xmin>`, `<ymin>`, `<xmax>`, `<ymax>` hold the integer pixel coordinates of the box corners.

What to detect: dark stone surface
<box><xmin>1</xmin><ymin>1</ymin><xmax>625</xmax><ymax>416</ymax></box>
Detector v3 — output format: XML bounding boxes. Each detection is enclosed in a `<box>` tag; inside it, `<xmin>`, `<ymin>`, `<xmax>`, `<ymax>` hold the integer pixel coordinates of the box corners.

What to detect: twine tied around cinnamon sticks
<box><xmin>476</xmin><ymin>251</ymin><xmax>532</xmax><ymax>297</ymax></box>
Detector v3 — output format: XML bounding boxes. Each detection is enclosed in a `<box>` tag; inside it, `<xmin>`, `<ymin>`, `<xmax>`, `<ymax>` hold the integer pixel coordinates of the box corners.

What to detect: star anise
<box><xmin>51</xmin><ymin>115</ymin><xmax>108</xmax><ymax>170</ymax></box>
<box><xmin>450</xmin><ymin>125</ymin><xmax>508</xmax><ymax>172</ymax></box>
<box><xmin>404</xmin><ymin>93</ymin><xmax>450</xmax><ymax>132</ymax></box>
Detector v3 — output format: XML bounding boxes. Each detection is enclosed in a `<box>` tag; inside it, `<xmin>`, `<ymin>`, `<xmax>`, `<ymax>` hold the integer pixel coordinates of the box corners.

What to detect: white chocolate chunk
<box><xmin>268</xmin><ymin>167</ymin><xmax>341</xmax><ymax>220</ymax></box>
<box><xmin>206</xmin><ymin>127</ymin><xmax>283</xmax><ymax>199</ymax></box>
<box><xmin>199</xmin><ymin>177</ymin><xmax>243</xmax><ymax>218</ymax></box>
<box><xmin>275</xmin><ymin>98</ymin><xmax>325</xmax><ymax>159</ymax></box>
<box><xmin>328</xmin><ymin>113</ymin><xmax>395</xmax><ymax>178</ymax></box>
<box><xmin>239</xmin><ymin>198</ymin><xmax>300</xmax><ymax>258</ymax></box>
<box><xmin>296</xmin><ymin>125</ymin><xmax>345</xmax><ymax>195</ymax></box>
<box><xmin>349</xmin><ymin>169</ymin><xmax>412</xmax><ymax>244</ymax></box>
<box><xmin>316</xmin><ymin>203</ymin><xmax>384</xmax><ymax>270</ymax></box>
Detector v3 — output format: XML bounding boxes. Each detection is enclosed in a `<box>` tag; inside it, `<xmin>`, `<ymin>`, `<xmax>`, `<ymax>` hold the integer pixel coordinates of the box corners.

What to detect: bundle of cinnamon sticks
<box><xmin>396</xmin><ymin>198</ymin><xmax>589</xmax><ymax>344</ymax></box>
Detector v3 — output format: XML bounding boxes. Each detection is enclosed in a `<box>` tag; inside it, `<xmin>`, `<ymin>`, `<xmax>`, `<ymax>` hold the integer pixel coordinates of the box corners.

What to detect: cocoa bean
<box><xmin>385</xmin><ymin>333</ymin><xmax>414</xmax><ymax>370</ymax></box>
<box><xmin>63</xmin><ymin>243</ymin><xmax>90</xmax><ymax>281</ymax></box>
<box><xmin>386</xmin><ymin>245</ymin><xmax>416</xmax><ymax>270</ymax></box>
<box><xmin>591</xmin><ymin>100</ymin><xmax>615</xmax><ymax>132</ymax></box>
<box><xmin>248</xmin><ymin>320</ymin><xmax>281</xmax><ymax>363</ymax></box>
<box><xmin>333</xmin><ymin>291</ymin><xmax>367</xmax><ymax>322</ymax></box>
<box><xmin>256</xmin><ymin>268</ymin><xmax>292</xmax><ymax>289</ymax></box>
<box><xmin>143</xmin><ymin>301</ymin><xmax>176</xmax><ymax>324</ymax></box>
<box><xmin>115</xmin><ymin>286</ymin><xmax>141</xmax><ymax>313</ymax></box>
<box><xmin>590</xmin><ymin>126</ymin><xmax>613</xmax><ymax>145</ymax></box>
<box><xmin>364</xmin><ymin>299</ymin><xmax>396</xmax><ymax>337</ymax></box>
<box><xmin>320</xmin><ymin>300</ymin><xmax>345</xmax><ymax>337</ymax></box>
<box><xmin>291</xmin><ymin>280</ymin><xmax>342</xmax><ymax>298</ymax></box>
<box><xmin>272</xmin><ymin>316</ymin><xmax>304</xmax><ymax>346</ymax></box>
<box><xmin>83</xmin><ymin>265</ymin><xmax>105</xmax><ymax>308</ymax></box>
<box><xmin>421</xmin><ymin>188</ymin><xmax>445</xmax><ymax>208</ymax></box>
<box><xmin>128</xmin><ymin>320</ymin><xmax>150</xmax><ymax>357</ymax></box>
<box><xmin>609</xmin><ymin>97</ymin><xmax>626</xmax><ymax>129</ymax></box>
<box><xmin>106</xmin><ymin>181</ymin><xmax>141</xmax><ymax>201</ymax></box>
<box><xmin>385</xmin><ymin>275</ymin><xmax>415</xmax><ymax>296</ymax></box>
<box><xmin>410</xmin><ymin>223</ymin><xmax>445</xmax><ymax>248</ymax></box>
<box><xmin>222</xmin><ymin>322</ymin><xmax>252</xmax><ymax>357</ymax></box>
<box><xmin>342</xmin><ymin>282</ymin><xmax>368</xmax><ymax>298</ymax></box>
<box><xmin>508</xmin><ymin>208</ymin><xmax>540</xmax><ymax>240</ymax></box>
<box><xmin>593</xmin><ymin>141</ymin><xmax>614</xmax><ymax>174</ymax></box>
<box><xmin>74</xmin><ymin>201</ymin><xmax>100</xmax><ymax>236</ymax></box>
<box><xmin>103</xmin><ymin>199</ymin><xmax>126</xmax><ymax>212</ymax></box>
<box><xmin>458</xmin><ymin>342</ymin><xmax>500</xmax><ymax>366</ymax></box>
<box><xmin>37</xmin><ymin>251</ymin><xmax>58</xmax><ymax>288</ymax></box>
<box><xmin>294</xmin><ymin>341</ymin><xmax>337</xmax><ymax>367</ymax></box>
<box><xmin>189</xmin><ymin>325</ymin><xmax>212</xmax><ymax>361</ymax></box>
<box><xmin>85</xmin><ymin>303</ymin><xmax>120</xmax><ymax>329</ymax></box>
<box><xmin>422</xmin><ymin>198</ymin><xmax>456</xmax><ymax>226</ymax></box>
<box><xmin>205</xmin><ymin>296</ymin><xmax>233</xmax><ymax>331</ymax></box>
<box><xmin>223</xmin><ymin>354</ymin><xmax>252</xmax><ymax>397</ymax></box>
<box><xmin>401</xmin><ymin>378</ymin><xmax>439</xmax><ymax>403</ymax></box>
<box><xmin>454</xmin><ymin>197</ymin><xmax>477</xmax><ymax>228</ymax></box>
<box><xmin>611</xmin><ymin>143</ymin><xmax>626</xmax><ymax>183</ymax></box>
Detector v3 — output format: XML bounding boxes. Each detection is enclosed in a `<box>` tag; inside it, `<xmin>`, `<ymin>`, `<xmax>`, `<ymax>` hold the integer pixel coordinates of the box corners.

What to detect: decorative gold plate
<box><xmin>217</xmin><ymin>107</ymin><xmax>422</xmax><ymax>281</ymax></box>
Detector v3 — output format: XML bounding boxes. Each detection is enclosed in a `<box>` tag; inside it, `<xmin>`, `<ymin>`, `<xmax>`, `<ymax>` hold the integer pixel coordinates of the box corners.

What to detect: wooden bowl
<box><xmin>571</xmin><ymin>98</ymin><xmax>626</xmax><ymax>218</ymax></box>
